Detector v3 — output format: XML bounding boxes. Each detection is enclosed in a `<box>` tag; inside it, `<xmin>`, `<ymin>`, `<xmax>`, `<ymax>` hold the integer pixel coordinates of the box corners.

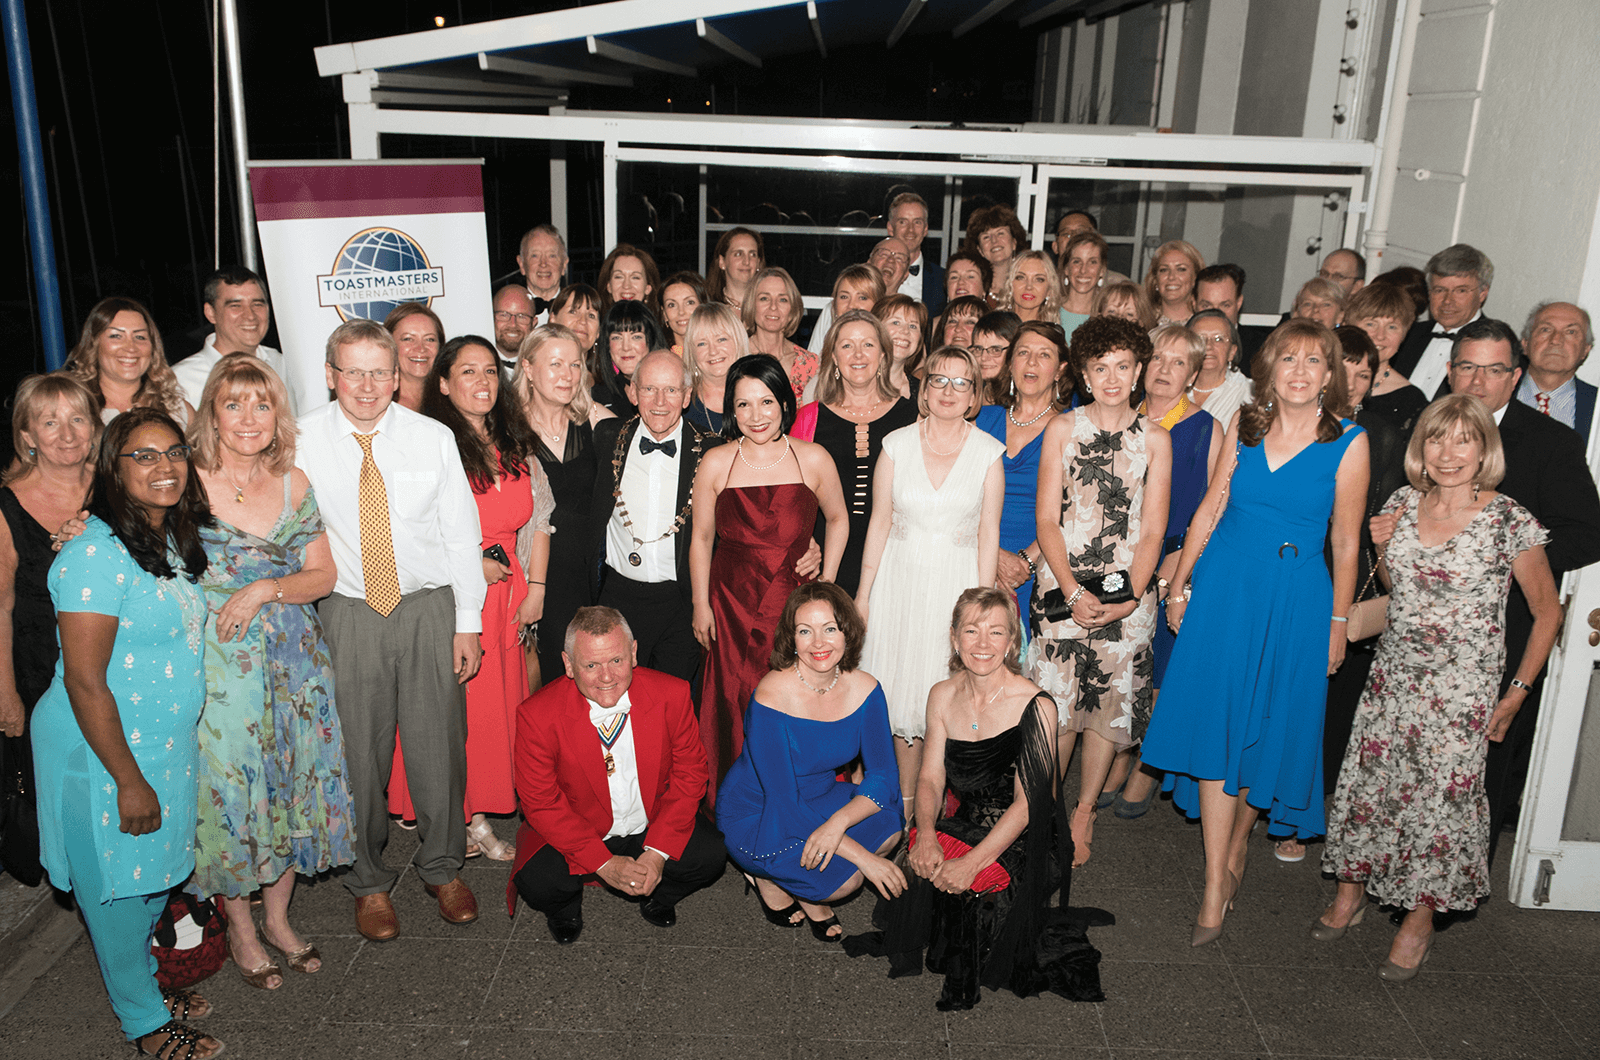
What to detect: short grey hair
<box><xmin>520</xmin><ymin>223</ymin><xmax>567</xmax><ymax>259</ymax></box>
<box><xmin>1522</xmin><ymin>300</ymin><xmax>1594</xmax><ymax>349</ymax></box>
<box><xmin>1425</xmin><ymin>244</ymin><xmax>1494</xmax><ymax>290</ymax></box>
<box><xmin>563</xmin><ymin>606</ymin><xmax>635</xmax><ymax>659</ymax></box>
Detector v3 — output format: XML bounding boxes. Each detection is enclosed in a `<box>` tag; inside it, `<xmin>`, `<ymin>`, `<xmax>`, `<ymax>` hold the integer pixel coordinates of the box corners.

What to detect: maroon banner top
<box><xmin>250</xmin><ymin>163</ymin><xmax>483</xmax><ymax>222</ymax></box>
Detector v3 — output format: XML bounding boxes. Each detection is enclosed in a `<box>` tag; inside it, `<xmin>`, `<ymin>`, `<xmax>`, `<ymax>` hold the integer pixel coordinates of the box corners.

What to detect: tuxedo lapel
<box><xmin>630</xmin><ymin>694</ymin><xmax>663</xmax><ymax>808</ymax></box>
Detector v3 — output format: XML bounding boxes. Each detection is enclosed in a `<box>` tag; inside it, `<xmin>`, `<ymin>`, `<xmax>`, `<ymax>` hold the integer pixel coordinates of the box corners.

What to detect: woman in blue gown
<box><xmin>976</xmin><ymin>321</ymin><xmax>1071</xmax><ymax>630</ymax></box>
<box><xmin>1142</xmin><ymin>320</ymin><xmax>1369</xmax><ymax>947</ymax></box>
<box><xmin>717</xmin><ymin>582</ymin><xmax>906</xmax><ymax>941</ymax></box>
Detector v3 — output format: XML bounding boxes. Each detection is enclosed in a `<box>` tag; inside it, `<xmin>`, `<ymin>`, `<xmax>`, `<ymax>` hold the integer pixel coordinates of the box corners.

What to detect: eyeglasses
<box><xmin>1199</xmin><ymin>334</ymin><xmax>1234</xmax><ymax>346</ymax></box>
<box><xmin>970</xmin><ymin>345</ymin><xmax>1009</xmax><ymax>360</ymax></box>
<box><xmin>926</xmin><ymin>375</ymin><xmax>975</xmax><ymax>392</ymax></box>
<box><xmin>872</xmin><ymin>252</ymin><xmax>910</xmax><ymax>265</ymax></box>
<box><xmin>119</xmin><ymin>444</ymin><xmax>192</xmax><ymax>466</ymax></box>
<box><xmin>1451</xmin><ymin>362</ymin><xmax>1515</xmax><ymax>378</ymax></box>
<box><xmin>494</xmin><ymin>310</ymin><xmax>534</xmax><ymax>326</ymax></box>
<box><xmin>330</xmin><ymin>365</ymin><xmax>397</xmax><ymax>384</ymax></box>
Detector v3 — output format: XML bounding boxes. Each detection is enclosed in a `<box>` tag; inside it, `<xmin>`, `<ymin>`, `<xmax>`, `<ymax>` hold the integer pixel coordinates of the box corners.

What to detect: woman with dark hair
<box><xmin>857</xmin><ymin>346</ymin><xmax>1006</xmax><ymax>806</ymax></box>
<box><xmin>64</xmin><ymin>296</ymin><xmax>192</xmax><ymax>425</ymax></box>
<box><xmin>716</xmin><ymin>583</ymin><xmax>906</xmax><ymax>940</ymax></box>
<box><xmin>187</xmin><ymin>355</ymin><xmax>353</xmax><ymax>988</ymax></box>
<box><xmin>707</xmin><ymin>227</ymin><xmax>766</xmax><ymax>309</ymax></box>
<box><xmin>1143</xmin><ymin>320</ymin><xmax>1369</xmax><ymax>947</ymax></box>
<box><xmin>792</xmin><ymin>310</ymin><xmax>918</xmax><ymax>594</ymax></box>
<box><xmin>1059</xmin><ymin>230</ymin><xmax>1110</xmax><ymax>338</ymax></box>
<box><xmin>683</xmin><ymin>303</ymin><xmax>749</xmax><ymax>435</ymax></box>
<box><xmin>1371</xmin><ymin>266</ymin><xmax>1429</xmax><ymax>319</ymax></box>
<box><xmin>690</xmin><ymin>354</ymin><xmax>849</xmax><ymax>797</ymax></box>
<box><xmin>383</xmin><ymin>301</ymin><xmax>445</xmax><ymax>412</ymax></box>
<box><xmin>964</xmin><ymin>205</ymin><xmax>1027</xmax><ymax>304</ymax></box>
<box><xmin>596</xmin><ymin>243</ymin><xmax>662</xmax><ymax>318</ymax></box>
<box><xmin>1186</xmin><ymin>309</ymin><xmax>1254</xmax><ymax>428</ymax></box>
<box><xmin>31</xmin><ymin>407</ymin><xmax>224</xmax><ymax>1057</ymax></box>
<box><xmin>743</xmin><ymin>267</ymin><xmax>819</xmax><ymax>401</ymax></box>
<box><xmin>971</xmin><ymin>311</ymin><xmax>1023</xmax><ymax>406</ymax></box>
<box><xmin>874</xmin><ymin>294</ymin><xmax>929</xmax><ymax>402</ymax></box>
<box><xmin>592</xmin><ymin>301</ymin><xmax>672</xmax><ymax>419</ymax></box>
<box><xmin>660</xmin><ymin>271</ymin><xmax>707</xmax><ymax>354</ymax></box>
<box><xmin>1028</xmin><ymin>316</ymin><xmax>1171</xmax><ymax>867</ymax></box>
<box><xmin>0</xmin><ymin>375</ymin><xmax>97</xmax><ymax>883</ymax></box>
<box><xmin>1145</xmin><ymin>240</ymin><xmax>1207</xmax><ymax>326</ymax></box>
<box><xmin>845</xmin><ymin>587</ymin><xmax>1105</xmax><ymax>1012</ymax></box>
<box><xmin>934</xmin><ymin>295</ymin><xmax>987</xmax><ymax>351</ymax></box>
<box><xmin>943</xmin><ymin>249</ymin><xmax>993</xmax><ymax>306</ymax></box>
<box><xmin>975</xmin><ymin>322</ymin><xmax>1070</xmax><ymax>629</ymax></box>
<box><xmin>1316</xmin><ymin>395</ymin><xmax>1559</xmax><ymax>980</ymax></box>
<box><xmin>517</xmin><ymin>324</ymin><xmax>614</xmax><ymax>685</ymax></box>
<box><xmin>386</xmin><ymin>337</ymin><xmax>554</xmax><ymax>858</ymax></box>
<box><xmin>548</xmin><ymin>284</ymin><xmax>603</xmax><ymax>368</ymax></box>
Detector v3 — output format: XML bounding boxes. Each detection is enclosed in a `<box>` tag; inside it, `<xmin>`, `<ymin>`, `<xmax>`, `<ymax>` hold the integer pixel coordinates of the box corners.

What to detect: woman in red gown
<box><xmin>388</xmin><ymin>336</ymin><xmax>553</xmax><ymax>858</ymax></box>
<box><xmin>690</xmin><ymin>354</ymin><xmax>849</xmax><ymax>803</ymax></box>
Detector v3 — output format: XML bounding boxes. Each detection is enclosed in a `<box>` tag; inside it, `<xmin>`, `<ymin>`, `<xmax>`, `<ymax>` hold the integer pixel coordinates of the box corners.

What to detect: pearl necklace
<box><xmin>738</xmin><ymin>436</ymin><xmax>791</xmax><ymax>470</ymax></box>
<box><xmin>922</xmin><ymin>420</ymin><xmax>969</xmax><ymax>456</ymax></box>
<box><xmin>1007</xmin><ymin>402</ymin><xmax>1054</xmax><ymax>428</ymax></box>
<box><xmin>835</xmin><ymin>399</ymin><xmax>882</xmax><ymax>421</ymax></box>
<box><xmin>796</xmin><ymin>662</ymin><xmax>841</xmax><ymax>695</ymax></box>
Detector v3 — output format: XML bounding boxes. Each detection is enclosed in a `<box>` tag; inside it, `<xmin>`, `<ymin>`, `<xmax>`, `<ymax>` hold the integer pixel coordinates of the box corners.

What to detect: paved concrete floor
<box><xmin>3</xmin><ymin>793</ymin><xmax>1597</xmax><ymax>1060</ymax></box>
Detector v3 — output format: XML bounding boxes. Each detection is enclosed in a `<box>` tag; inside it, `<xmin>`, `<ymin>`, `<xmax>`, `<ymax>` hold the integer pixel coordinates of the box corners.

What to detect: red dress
<box><xmin>389</xmin><ymin>468</ymin><xmax>548</xmax><ymax>819</ymax></box>
<box><xmin>699</xmin><ymin>482</ymin><xmax>818</xmax><ymax>805</ymax></box>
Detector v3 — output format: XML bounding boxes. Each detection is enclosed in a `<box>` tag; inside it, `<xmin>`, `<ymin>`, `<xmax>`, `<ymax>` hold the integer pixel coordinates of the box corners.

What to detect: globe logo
<box><xmin>316</xmin><ymin>227</ymin><xmax>447</xmax><ymax>321</ymax></box>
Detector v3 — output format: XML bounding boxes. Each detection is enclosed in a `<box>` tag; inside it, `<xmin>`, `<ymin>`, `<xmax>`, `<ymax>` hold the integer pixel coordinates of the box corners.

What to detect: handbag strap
<box><xmin>1192</xmin><ymin>439</ymin><xmax>1241</xmax><ymax>567</ymax></box>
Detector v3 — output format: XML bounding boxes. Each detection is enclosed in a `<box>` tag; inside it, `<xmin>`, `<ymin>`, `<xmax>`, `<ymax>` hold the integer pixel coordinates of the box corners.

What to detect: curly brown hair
<box><xmin>768</xmin><ymin>582</ymin><xmax>865</xmax><ymax>673</ymax></box>
<box><xmin>1068</xmin><ymin>314</ymin><xmax>1153</xmax><ymax>381</ymax></box>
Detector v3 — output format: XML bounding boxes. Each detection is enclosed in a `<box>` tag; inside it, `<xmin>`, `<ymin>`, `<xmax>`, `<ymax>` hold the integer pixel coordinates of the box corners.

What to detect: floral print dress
<box><xmin>1027</xmin><ymin>409</ymin><xmax>1156</xmax><ymax>747</ymax></box>
<box><xmin>1322</xmin><ymin>488</ymin><xmax>1547</xmax><ymax>911</ymax></box>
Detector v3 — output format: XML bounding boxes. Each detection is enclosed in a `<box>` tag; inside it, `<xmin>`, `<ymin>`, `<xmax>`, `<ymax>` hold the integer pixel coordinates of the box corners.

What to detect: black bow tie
<box><xmin>1431</xmin><ymin>329</ymin><xmax>1455</xmax><ymax>340</ymax></box>
<box><xmin>532</xmin><ymin>296</ymin><xmax>552</xmax><ymax>315</ymax></box>
<box><xmin>906</xmin><ymin>263</ymin><xmax>920</xmax><ymax>276</ymax></box>
<box><xmin>639</xmin><ymin>435</ymin><xmax>677</xmax><ymax>457</ymax></box>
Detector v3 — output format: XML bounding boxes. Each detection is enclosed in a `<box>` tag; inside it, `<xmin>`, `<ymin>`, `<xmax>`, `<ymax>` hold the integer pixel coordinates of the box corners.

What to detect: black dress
<box><xmin>0</xmin><ymin>488</ymin><xmax>60</xmax><ymax>883</ymax></box>
<box><xmin>1365</xmin><ymin>383</ymin><xmax>1428</xmax><ymax>434</ymax></box>
<box><xmin>810</xmin><ymin>399</ymin><xmax>917</xmax><ymax>595</ymax></box>
<box><xmin>533</xmin><ymin>423</ymin><xmax>598</xmax><ymax>685</ymax></box>
<box><xmin>846</xmin><ymin>694</ymin><xmax>1106</xmax><ymax>1010</ymax></box>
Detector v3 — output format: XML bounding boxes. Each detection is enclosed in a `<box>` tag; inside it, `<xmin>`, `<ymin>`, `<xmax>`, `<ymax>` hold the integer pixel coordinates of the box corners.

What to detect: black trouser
<box><xmin>597</xmin><ymin>567</ymin><xmax>701</xmax><ymax>685</ymax></box>
<box><xmin>513</xmin><ymin>816</ymin><xmax>727</xmax><ymax>916</ymax></box>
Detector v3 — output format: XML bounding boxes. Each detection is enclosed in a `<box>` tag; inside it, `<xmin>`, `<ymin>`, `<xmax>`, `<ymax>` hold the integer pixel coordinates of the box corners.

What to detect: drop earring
<box><xmin>1317</xmin><ymin>388</ymin><xmax>1325</xmax><ymax>417</ymax></box>
<box><xmin>28</xmin><ymin>448</ymin><xmax>35</xmax><ymax>456</ymax></box>
<box><xmin>1473</xmin><ymin>481</ymin><xmax>1481</xmax><ymax>502</ymax></box>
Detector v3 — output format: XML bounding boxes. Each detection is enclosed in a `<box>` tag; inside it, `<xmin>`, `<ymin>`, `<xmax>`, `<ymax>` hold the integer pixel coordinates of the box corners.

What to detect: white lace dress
<box><xmin>860</xmin><ymin>424</ymin><xmax>1006</xmax><ymax>742</ymax></box>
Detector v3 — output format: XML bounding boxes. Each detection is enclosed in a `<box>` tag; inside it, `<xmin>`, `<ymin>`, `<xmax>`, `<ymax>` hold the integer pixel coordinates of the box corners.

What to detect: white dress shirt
<box><xmin>807</xmin><ymin>303</ymin><xmax>835</xmax><ymax>355</ymax></box>
<box><xmin>1516</xmin><ymin>374</ymin><xmax>1579</xmax><ymax>430</ymax></box>
<box><xmin>171</xmin><ymin>335</ymin><xmax>294</xmax><ymax>415</ymax></box>
<box><xmin>1410</xmin><ymin>310</ymin><xmax>1483</xmax><ymax>400</ymax></box>
<box><xmin>295</xmin><ymin>400</ymin><xmax>486</xmax><ymax>632</ymax></box>
<box><xmin>606</xmin><ymin>421</ymin><xmax>684</xmax><ymax>583</ymax></box>
<box><xmin>898</xmin><ymin>255</ymin><xmax>925</xmax><ymax>302</ymax></box>
<box><xmin>587</xmin><ymin>691</ymin><xmax>650</xmax><ymax>840</ymax></box>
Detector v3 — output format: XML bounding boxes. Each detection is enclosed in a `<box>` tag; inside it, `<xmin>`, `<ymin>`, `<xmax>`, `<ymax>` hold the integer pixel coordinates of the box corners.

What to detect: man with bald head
<box><xmin>1317</xmin><ymin>248</ymin><xmax>1366</xmax><ymax>298</ymax></box>
<box><xmin>587</xmin><ymin>350</ymin><xmax>719</xmax><ymax>682</ymax></box>
<box><xmin>1516</xmin><ymin>301</ymin><xmax>1597</xmax><ymax>442</ymax></box>
<box><xmin>492</xmin><ymin>285</ymin><xmax>536</xmax><ymax>374</ymax></box>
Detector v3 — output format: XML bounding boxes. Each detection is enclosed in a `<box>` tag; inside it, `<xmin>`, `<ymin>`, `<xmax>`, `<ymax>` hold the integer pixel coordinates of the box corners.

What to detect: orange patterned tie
<box><xmin>353</xmin><ymin>432</ymin><xmax>402</xmax><ymax>616</ymax></box>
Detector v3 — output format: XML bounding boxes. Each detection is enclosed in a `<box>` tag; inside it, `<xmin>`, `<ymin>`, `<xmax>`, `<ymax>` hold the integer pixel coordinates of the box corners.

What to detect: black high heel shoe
<box><xmin>746</xmin><ymin>878</ymin><xmax>803</xmax><ymax>928</ymax></box>
<box><xmin>806</xmin><ymin>913</ymin><xmax>842</xmax><ymax>943</ymax></box>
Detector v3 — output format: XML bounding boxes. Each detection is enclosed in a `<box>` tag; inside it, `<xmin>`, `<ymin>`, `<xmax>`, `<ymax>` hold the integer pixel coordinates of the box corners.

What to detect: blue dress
<box><xmin>1152</xmin><ymin>410</ymin><xmax>1216</xmax><ymax>685</ymax></box>
<box><xmin>31</xmin><ymin>519</ymin><xmax>208</xmax><ymax>903</ymax></box>
<box><xmin>976</xmin><ymin>404</ymin><xmax>1048</xmax><ymax>626</ymax></box>
<box><xmin>1142</xmin><ymin>422</ymin><xmax>1364</xmax><ymax>839</ymax></box>
<box><xmin>716</xmin><ymin>683</ymin><xmax>903</xmax><ymax>902</ymax></box>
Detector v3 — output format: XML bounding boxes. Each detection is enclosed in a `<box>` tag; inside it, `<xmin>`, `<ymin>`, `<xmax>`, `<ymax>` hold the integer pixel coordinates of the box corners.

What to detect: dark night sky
<box><xmin>2</xmin><ymin>0</ymin><xmax>1039</xmax><ymax>397</ymax></box>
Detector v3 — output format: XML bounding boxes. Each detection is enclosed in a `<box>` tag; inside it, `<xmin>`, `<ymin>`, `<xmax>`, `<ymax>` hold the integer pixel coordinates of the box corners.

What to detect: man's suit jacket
<box><xmin>507</xmin><ymin>668</ymin><xmax>710</xmax><ymax>914</ymax></box>
<box><xmin>1517</xmin><ymin>378</ymin><xmax>1600</xmax><ymax>445</ymax></box>
<box><xmin>587</xmin><ymin>417</ymin><xmax>721</xmax><ymax>602</ymax></box>
<box><xmin>915</xmin><ymin>255</ymin><xmax>945</xmax><ymax>316</ymax></box>
<box><xmin>1390</xmin><ymin>318</ymin><xmax>1436</xmax><ymax>381</ymax></box>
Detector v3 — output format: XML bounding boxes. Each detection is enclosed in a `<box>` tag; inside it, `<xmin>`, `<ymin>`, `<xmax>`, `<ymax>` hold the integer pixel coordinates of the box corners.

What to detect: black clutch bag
<box><xmin>1037</xmin><ymin>569</ymin><xmax>1135</xmax><ymax>621</ymax></box>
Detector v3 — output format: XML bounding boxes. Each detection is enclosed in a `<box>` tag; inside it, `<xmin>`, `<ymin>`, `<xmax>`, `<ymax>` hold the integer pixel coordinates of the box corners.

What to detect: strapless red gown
<box><xmin>700</xmin><ymin>483</ymin><xmax>818</xmax><ymax>805</ymax></box>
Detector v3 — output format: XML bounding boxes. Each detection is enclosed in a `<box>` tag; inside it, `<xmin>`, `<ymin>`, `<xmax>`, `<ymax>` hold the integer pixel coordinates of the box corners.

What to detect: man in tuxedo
<box><xmin>517</xmin><ymin>223</ymin><xmax>568</xmax><ymax>320</ymax></box>
<box><xmin>1391</xmin><ymin>244</ymin><xmax>1493</xmax><ymax>398</ymax></box>
<box><xmin>492</xmin><ymin>285</ymin><xmax>536</xmax><ymax>375</ymax></box>
<box><xmin>1195</xmin><ymin>263</ymin><xmax>1271</xmax><ymax>370</ymax></box>
<box><xmin>1516</xmin><ymin>301</ymin><xmax>1597</xmax><ymax>444</ymax></box>
<box><xmin>1317</xmin><ymin>248</ymin><xmax>1367</xmax><ymax>298</ymax></box>
<box><xmin>508</xmin><ymin>607</ymin><xmax>726</xmax><ymax>942</ymax></box>
<box><xmin>589</xmin><ymin>350</ymin><xmax>716</xmax><ymax>683</ymax></box>
<box><xmin>1447</xmin><ymin>318</ymin><xmax>1600</xmax><ymax>856</ymax></box>
<box><xmin>887</xmin><ymin>193</ymin><xmax>943</xmax><ymax>315</ymax></box>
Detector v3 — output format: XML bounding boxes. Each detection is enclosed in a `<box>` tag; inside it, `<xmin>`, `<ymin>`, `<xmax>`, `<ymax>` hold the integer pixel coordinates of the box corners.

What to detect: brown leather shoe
<box><xmin>353</xmin><ymin>892</ymin><xmax>399</xmax><ymax>942</ymax></box>
<box><xmin>424</xmin><ymin>876</ymin><xmax>479</xmax><ymax>924</ymax></box>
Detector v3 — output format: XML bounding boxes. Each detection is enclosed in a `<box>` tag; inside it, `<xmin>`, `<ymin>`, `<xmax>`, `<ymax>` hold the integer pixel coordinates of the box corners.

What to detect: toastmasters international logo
<box><xmin>317</xmin><ymin>227</ymin><xmax>446</xmax><ymax>322</ymax></box>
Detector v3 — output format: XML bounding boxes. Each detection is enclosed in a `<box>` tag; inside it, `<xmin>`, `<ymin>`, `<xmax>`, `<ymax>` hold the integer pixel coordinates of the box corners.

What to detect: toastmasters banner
<box><xmin>248</xmin><ymin>159</ymin><xmax>492</xmax><ymax>412</ymax></box>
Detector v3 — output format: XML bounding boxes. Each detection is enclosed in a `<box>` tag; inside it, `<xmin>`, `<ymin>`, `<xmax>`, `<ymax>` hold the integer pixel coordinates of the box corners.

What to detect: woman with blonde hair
<box><xmin>743</xmin><ymin>266</ymin><xmax>818</xmax><ymax>400</ymax></box>
<box><xmin>998</xmin><ymin>249</ymin><xmax>1065</xmax><ymax>327</ymax></box>
<box><xmin>1292</xmin><ymin>277</ymin><xmax>1347</xmax><ymax>330</ymax></box>
<box><xmin>683</xmin><ymin>302</ymin><xmax>750</xmax><ymax>435</ymax></box>
<box><xmin>1317</xmin><ymin>395</ymin><xmax>1559</xmax><ymax>980</ymax></box>
<box><xmin>188</xmin><ymin>354</ymin><xmax>354</xmax><ymax>989</ymax></box>
<box><xmin>1091</xmin><ymin>281</ymin><xmax>1158</xmax><ymax>331</ymax></box>
<box><xmin>806</xmin><ymin>264</ymin><xmax>888</xmax><ymax>359</ymax></box>
<box><xmin>1144</xmin><ymin>240</ymin><xmax>1206</xmax><ymax>326</ymax></box>
<box><xmin>64</xmin><ymin>296</ymin><xmax>192</xmax><ymax>425</ymax></box>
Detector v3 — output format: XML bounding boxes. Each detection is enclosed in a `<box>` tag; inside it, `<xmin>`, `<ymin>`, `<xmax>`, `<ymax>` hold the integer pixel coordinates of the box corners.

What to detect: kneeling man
<box><xmin>509</xmin><ymin>607</ymin><xmax>726</xmax><ymax>941</ymax></box>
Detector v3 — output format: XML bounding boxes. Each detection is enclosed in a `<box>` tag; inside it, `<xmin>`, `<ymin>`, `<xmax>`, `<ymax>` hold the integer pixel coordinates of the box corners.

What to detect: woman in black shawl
<box><xmin>845</xmin><ymin>587</ymin><xmax>1105</xmax><ymax>1009</ymax></box>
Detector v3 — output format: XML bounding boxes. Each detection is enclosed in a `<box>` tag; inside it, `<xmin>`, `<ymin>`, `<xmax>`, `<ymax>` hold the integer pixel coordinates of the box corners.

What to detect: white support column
<box><xmin>1070</xmin><ymin>20</ymin><xmax>1096</xmax><ymax>124</ymax></box>
<box><xmin>1097</xmin><ymin>17</ymin><xmax>1119</xmax><ymax>125</ymax></box>
<box><xmin>348</xmin><ymin>103</ymin><xmax>380</xmax><ymax>160</ymax></box>
<box><xmin>1155</xmin><ymin>2</ymin><xmax>1185</xmax><ymax>131</ymax></box>
<box><xmin>549</xmin><ymin>143</ymin><xmax>568</xmax><ymax>237</ymax></box>
<box><xmin>697</xmin><ymin>165</ymin><xmax>709</xmax><ymax>275</ymax></box>
<box><xmin>603</xmin><ymin>139</ymin><xmax>620</xmax><ymax>252</ymax></box>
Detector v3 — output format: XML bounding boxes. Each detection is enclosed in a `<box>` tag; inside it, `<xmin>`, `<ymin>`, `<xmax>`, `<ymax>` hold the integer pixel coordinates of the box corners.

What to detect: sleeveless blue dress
<box><xmin>976</xmin><ymin>405</ymin><xmax>1047</xmax><ymax>627</ymax></box>
<box><xmin>1152</xmin><ymin>411</ymin><xmax>1216</xmax><ymax>685</ymax></box>
<box><xmin>1142</xmin><ymin>421</ymin><xmax>1364</xmax><ymax>839</ymax></box>
<box><xmin>717</xmin><ymin>683</ymin><xmax>903</xmax><ymax>902</ymax></box>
